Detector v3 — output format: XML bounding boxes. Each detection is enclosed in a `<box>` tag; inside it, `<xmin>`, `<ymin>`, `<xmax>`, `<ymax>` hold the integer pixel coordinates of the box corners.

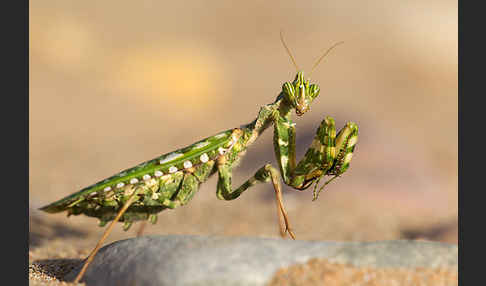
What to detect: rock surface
<box><xmin>65</xmin><ymin>235</ymin><xmax>458</xmax><ymax>286</ymax></box>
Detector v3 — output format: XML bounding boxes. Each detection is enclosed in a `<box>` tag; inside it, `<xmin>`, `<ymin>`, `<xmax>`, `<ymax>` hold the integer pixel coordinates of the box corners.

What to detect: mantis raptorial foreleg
<box><xmin>215</xmin><ymin>112</ymin><xmax>357</xmax><ymax>239</ymax></box>
<box><xmin>274</xmin><ymin>113</ymin><xmax>358</xmax><ymax>200</ymax></box>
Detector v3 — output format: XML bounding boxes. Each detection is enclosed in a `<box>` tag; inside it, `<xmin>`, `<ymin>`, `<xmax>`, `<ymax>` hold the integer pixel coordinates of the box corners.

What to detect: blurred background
<box><xmin>29</xmin><ymin>0</ymin><xmax>457</xmax><ymax>259</ymax></box>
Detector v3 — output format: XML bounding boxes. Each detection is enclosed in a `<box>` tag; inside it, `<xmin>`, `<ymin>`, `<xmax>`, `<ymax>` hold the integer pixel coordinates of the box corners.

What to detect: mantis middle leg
<box><xmin>216</xmin><ymin>160</ymin><xmax>296</xmax><ymax>239</ymax></box>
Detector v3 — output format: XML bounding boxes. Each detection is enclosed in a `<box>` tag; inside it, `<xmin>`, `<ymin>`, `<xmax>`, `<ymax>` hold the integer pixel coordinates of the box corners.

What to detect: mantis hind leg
<box><xmin>74</xmin><ymin>186</ymin><xmax>143</xmax><ymax>283</ymax></box>
<box><xmin>74</xmin><ymin>173</ymin><xmax>200</xmax><ymax>282</ymax></box>
<box><xmin>216</xmin><ymin>161</ymin><xmax>295</xmax><ymax>239</ymax></box>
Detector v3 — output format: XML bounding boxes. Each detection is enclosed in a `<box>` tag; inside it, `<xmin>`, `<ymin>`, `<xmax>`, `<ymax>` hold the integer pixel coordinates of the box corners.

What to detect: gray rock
<box><xmin>65</xmin><ymin>235</ymin><xmax>457</xmax><ymax>286</ymax></box>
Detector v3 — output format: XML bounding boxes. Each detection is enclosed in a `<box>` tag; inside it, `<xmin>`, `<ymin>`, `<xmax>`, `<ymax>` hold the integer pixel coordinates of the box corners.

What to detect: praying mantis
<box><xmin>39</xmin><ymin>33</ymin><xmax>358</xmax><ymax>282</ymax></box>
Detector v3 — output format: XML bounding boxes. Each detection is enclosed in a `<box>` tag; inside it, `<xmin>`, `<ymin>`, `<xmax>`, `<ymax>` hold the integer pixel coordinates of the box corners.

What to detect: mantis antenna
<box><xmin>280</xmin><ymin>30</ymin><xmax>300</xmax><ymax>71</ymax></box>
<box><xmin>309</xmin><ymin>41</ymin><xmax>345</xmax><ymax>78</ymax></box>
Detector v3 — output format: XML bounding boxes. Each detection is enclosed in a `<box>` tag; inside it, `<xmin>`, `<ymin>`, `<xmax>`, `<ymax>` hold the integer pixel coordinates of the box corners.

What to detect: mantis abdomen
<box><xmin>40</xmin><ymin>128</ymin><xmax>243</xmax><ymax>229</ymax></box>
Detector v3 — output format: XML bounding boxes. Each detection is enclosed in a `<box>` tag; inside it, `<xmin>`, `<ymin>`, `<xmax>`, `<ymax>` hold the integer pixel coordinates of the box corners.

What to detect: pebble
<box><xmin>65</xmin><ymin>235</ymin><xmax>458</xmax><ymax>286</ymax></box>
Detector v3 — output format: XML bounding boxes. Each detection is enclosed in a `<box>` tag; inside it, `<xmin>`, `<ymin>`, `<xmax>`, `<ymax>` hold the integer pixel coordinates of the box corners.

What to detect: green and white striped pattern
<box><xmin>40</xmin><ymin>71</ymin><xmax>359</xmax><ymax>232</ymax></box>
<box><xmin>40</xmin><ymin>128</ymin><xmax>243</xmax><ymax>227</ymax></box>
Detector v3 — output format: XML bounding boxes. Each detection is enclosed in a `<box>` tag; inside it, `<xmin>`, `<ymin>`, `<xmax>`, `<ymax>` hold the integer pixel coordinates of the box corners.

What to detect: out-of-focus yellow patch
<box><xmin>111</xmin><ymin>45</ymin><xmax>229</xmax><ymax>111</ymax></box>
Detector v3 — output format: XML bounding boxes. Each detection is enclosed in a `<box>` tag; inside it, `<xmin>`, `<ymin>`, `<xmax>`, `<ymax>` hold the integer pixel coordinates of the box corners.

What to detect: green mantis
<box><xmin>39</xmin><ymin>34</ymin><xmax>358</xmax><ymax>282</ymax></box>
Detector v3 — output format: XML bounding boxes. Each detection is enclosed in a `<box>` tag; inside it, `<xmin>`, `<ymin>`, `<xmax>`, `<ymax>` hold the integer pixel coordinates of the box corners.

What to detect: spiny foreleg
<box><xmin>312</xmin><ymin>120</ymin><xmax>358</xmax><ymax>199</ymax></box>
<box><xmin>274</xmin><ymin>115</ymin><xmax>358</xmax><ymax>199</ymax></box>
<box><xmin>290</xmin><ymin>116</ymin><xmax>338</xmax><ymax>194</ymax></box>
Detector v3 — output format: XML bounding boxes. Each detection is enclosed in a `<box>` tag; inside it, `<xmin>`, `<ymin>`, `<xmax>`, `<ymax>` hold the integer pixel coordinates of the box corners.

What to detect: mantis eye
<box><xmin>282</xmin><ymin>82</ymin><xmax>296</xmax><ymax>105</ymax></box>
<box><xmin>309</xmin><ymin>84</ymin><xmax>320</xmax><ymax>100</ymax></box>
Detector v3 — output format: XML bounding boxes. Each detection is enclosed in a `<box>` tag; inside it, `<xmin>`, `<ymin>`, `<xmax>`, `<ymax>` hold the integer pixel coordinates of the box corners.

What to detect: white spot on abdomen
<box><xmin>200</xmin><ymin>153</ymin><xmax>209</xmax><ymax>163</ymax></box>
<box><xmin>159</xmin><ymin>153</ymin><xmax>183</xmax><ymax>164</ymax></box>
<box><xmin>168</xmin><ymin>166</ymin><xmax>178</xmax><ymax>173</ymax></box>
<box><xmin>183</xmin><ymin>161</ymin><xmax>193</xmax><ymax>168</ymax></box>
<box><xmin>218</xmin><ymin>147</ymin><xmax>226</xmax><ymax>155</ymax></box>
<box><xmin>194</xmin><ymin>141</ymin><xmax>210</xmax><ymax>149</ymax></box>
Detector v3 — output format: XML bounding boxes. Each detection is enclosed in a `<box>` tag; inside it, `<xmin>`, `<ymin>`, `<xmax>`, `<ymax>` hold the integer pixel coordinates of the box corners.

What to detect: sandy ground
<box><xmin>268</xmin><ymin>259</ymin><xmax>458</xmax><ymax>286</ymax></box>
<box><xmin>29</xmin><ymin>0</ymin><xmax>457</xmax><ymax>284</ymax></box>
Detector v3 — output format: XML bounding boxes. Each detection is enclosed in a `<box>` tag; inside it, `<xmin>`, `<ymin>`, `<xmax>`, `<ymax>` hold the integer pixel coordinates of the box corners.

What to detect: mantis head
<box><xmin>282</xmin><ymin>71</ymin><xmax>320</xmax><ymax>116</ymax></box>
<box><xmin>279</xmin><ymin>31</ymin><xmax>343</xmax><ymax>116</ymax></box>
